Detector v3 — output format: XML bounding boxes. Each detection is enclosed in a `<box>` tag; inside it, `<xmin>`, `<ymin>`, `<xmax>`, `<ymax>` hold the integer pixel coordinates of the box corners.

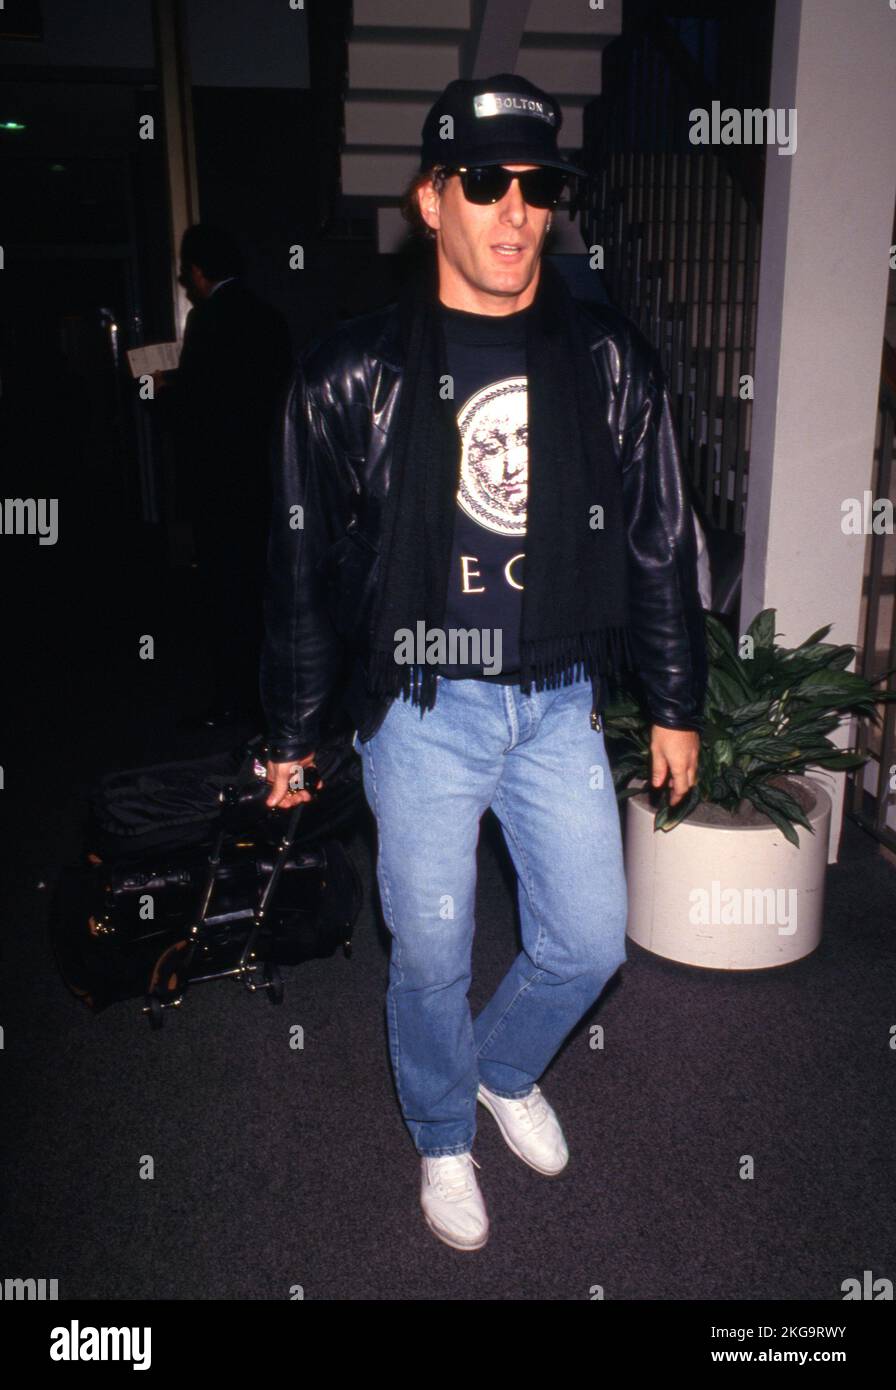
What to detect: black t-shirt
<box><xmin>436</xmin><ymin>300</ymin><xmax>532</xmax><ymax>683</ymax></box>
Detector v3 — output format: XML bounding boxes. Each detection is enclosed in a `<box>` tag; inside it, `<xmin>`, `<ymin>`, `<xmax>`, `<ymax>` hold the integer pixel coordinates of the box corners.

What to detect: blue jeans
<box><xmin>353</xmin><ymin>672</ymin><xmax>628</xmax><ymax>1157</ymax></box>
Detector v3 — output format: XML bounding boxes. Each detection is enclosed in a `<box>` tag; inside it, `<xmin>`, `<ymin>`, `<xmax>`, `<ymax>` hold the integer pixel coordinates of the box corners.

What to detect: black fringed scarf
<box><xmin>366</xmin><ymin>251</ymin><xmax>633</xmax><ymax>710</ymax></box>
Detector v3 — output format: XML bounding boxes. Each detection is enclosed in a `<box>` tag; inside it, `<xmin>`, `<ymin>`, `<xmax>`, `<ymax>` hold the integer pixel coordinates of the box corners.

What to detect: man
<box><xmin>261</xmin><ymin>75</ymin><xmax>707</xmax><ymax>1251</ymax></box>
<box><xmin>155</xmin><ymin>225</ymin><xmax>293</xmax><ymax>725</ymax></box>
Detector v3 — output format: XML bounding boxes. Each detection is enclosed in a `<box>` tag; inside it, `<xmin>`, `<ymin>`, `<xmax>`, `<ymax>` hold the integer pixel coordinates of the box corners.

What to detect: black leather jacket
<box><xmin>260</xmin><ymin>293</ymin><xmax>708</xmax><ymax>763</ymax></box>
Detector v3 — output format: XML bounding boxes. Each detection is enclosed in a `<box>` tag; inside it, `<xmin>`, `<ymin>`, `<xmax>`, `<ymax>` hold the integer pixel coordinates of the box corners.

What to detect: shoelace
<box><xmin>430</xmin><ymin>1152</ymin><xmax>481</xmax><ymax>1201</ymax></box>
<box><xmin>505</xmin><ymin>1085</ymin><xmax>550</xmax><ymax>1133</ymax></box>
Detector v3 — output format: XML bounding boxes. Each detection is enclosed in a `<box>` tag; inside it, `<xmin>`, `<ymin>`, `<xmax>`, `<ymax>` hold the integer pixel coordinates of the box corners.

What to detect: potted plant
<box><xmin>603</xmin><ymin>609</ymin><xmax>895</xmax><ymax>969</ymax></box>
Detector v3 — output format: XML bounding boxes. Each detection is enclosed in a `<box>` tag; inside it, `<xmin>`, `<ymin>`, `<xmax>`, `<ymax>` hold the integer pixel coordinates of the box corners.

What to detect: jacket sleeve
<box><xmin>620</xmin><ymin>335</ymin><xmax>708</xmax><ymax>733</ymax></box>
<box><xmin>259</xmin><ymin>362</ymin><xmax>346</xmax><ymax>762</ymax></box>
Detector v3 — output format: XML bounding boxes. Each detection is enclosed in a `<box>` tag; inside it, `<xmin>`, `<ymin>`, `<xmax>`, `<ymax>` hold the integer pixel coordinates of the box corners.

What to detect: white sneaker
<box><xmin>477</xmin><ymin>1082</ymin><xmax>569</xmax><ymax>1176</ymax></box>
<box><xmin>420</xmin><ymin>1152</ymin><xmax>489</xmax><ymax>1250</ymax></box>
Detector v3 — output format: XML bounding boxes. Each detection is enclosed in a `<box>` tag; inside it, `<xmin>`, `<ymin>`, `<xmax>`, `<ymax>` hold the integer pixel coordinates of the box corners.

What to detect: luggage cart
<box><xmin>51</xmin><ymin>736</ymin><xmax>365</xmax><ymax>1027</ymax></box>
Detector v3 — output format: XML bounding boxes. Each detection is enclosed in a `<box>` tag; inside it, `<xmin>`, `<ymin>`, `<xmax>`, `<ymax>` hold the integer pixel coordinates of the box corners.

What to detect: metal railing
<box><xmin>848</xmin><ymin>340</ymin><xmax>896</xmax><ymax>852</ymax></box>
<box><xmin>581</xmin><ymin>6</ymin><xmax>771</xmax><ymax>535</ymax></box>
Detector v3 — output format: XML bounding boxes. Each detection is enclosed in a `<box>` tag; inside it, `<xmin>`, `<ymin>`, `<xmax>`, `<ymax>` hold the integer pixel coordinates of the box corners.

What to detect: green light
<box><xmin>0</xmin><ymin>121</ymin><xmax>26</xmax><ymax>131</ymax></box>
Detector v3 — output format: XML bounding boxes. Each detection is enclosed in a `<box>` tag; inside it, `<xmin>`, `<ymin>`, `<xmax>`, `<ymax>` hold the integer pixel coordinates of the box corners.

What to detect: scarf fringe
<box><xmin>366</xmin><ymin>646</ymin><xmax>440</xmax><ymax>711</ymax></box>
<box><xmin>365</xmin><ymin>624</ymin><xmax>633</xmax><ymax>712</ymax></box>
<box><xmin>518</xmin><ymin>624</ymin><xmax>633</xmax><ymax>694</ymax></box>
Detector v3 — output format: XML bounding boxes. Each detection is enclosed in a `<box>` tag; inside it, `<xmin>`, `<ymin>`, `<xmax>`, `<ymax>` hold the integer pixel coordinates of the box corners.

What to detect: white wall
<box><xmin>741</xmin><ymin>0</ymin><xmax>896</xmax><ymax>861</ymax></box>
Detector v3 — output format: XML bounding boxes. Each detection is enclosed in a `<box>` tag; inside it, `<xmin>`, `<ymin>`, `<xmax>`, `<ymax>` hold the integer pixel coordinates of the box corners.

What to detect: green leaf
<box><xmin>713</xmin><ymin>737</ymin><xmax>734</xmax><ymax>768</ymax></box>
<box><xmin>781</xmin><ymin>643</ymin><xmax>855</xmax><ymax>674</ymax></box>
<box><xmin>752</xmin><ymin>782</ymin><xmax>813</xmax><ymax>831</ymax></box>
<box><xmin>800</xmin><ymin>623</ymin><xmax>834</xmax><ymax>647</ymax></box>
<box><xmin>701</xmin><ymin>716</ymin><xmax>732</xmax><ymax>743</ymax></box>
<box><xmin>705</xmin><ymin>613</ymin><xmax>741</xmax><ymax>662</ymax></box>
<box><xmin>794</xmin><ymin>670</ymin><xmax>868</xmax><ymax>702</ymax></box>
<box><xmin>824</xmin><ymin>647</ymin><xmax>859</xmax><ymax>672</ymax></box>
<box><xmin>727</xmin><ymin>700</ymin><xmax>776</xmax><ymax>726</ymax></box>
<box><xmin>654</xmin><ymin>784</ymin><xmax>701</xmax><ymax>831</ymax></box>
<box><xmin>720</xmin><ymin>765</ymin><xmax>746</xmax><ymax>798</ymax></box>
<box><xmin>811</xmin><ymin>752</ymin><xmax>868</xmax><ymax>770</ymax></box>
<box><xmin>708</xmin><ymin>668</ymin><xmax>753</xmax><ymax>711</ymax></box>
<box><xmin>782</xmin><ymin>707</ymin><xmax>841</xmax><ymax>734</ymax></box>
<box><xmin>742</xmin><ymin>742</ymin><xmax>806</xmax><ymax>764</ymax></box>
<box><xmin>746</xmin><ymin>608</ymin><xmax>777</xmax><ymax>650</ymax></box>
<box><xmin>735</xmin><ymin>730</ymin><xmax>804</xmax><ymax>757</ymax></box>
<box><xmin>742</xmin><ymin>790</ymin><xmax>802</xmax><ymax>847</ymax></box>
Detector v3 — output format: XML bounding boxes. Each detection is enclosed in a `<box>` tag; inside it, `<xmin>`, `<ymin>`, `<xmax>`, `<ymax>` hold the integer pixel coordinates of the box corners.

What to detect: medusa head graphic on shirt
<box><xmin>455</xmin><ymin>377</ymin><xmax>528</xmax><ymax>538</ymax></box>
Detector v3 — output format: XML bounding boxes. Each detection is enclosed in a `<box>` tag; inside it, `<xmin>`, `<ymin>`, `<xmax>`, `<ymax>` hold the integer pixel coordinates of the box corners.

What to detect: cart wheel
<box><xmin>264</xmin><ymin>961</ymin><xmax>284</xmax><ymax>1005</ymax></box>
<box><xmin>145</xmin><ymin>994</ymin><xmax>164</xmax><ymax>1031</ymax></box>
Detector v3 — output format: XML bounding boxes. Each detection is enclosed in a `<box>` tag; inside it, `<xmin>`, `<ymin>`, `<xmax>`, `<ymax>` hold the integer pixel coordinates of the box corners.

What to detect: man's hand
<box><xmin>265</xmin><ymin>752</ymin><xmax>324</xmax><ymax>809</ymax></box>
<box><xmin>649</xmin><ymin>726</ymin><xmax>700</xmax><ymax>807</ymax></box>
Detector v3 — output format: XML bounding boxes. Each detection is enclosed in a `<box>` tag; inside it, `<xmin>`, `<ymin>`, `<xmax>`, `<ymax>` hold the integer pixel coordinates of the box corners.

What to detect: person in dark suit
<box><xmin>155</xmin><ymin>224</ymin><xmax>293</xmax><ymax>726</ymax></box>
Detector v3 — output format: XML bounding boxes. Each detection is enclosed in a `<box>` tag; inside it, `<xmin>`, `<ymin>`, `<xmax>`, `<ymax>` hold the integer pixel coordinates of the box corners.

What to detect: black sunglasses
<box><xmin>443</xmin><ymin>164</ymin><xmax>570</xmax><ymax>209</ymax></box>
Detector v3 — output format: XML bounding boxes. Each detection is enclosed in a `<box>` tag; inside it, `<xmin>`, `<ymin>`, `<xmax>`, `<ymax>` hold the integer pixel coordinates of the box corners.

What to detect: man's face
<box><xmin>419</xmin><ymin>164</ymin><xmax>553</xmax><ymax>313</ymax></box>
<box><xmin>178</xmin><ymin>262</ymin><xmax>204</xmax><ymax>306</ymax></box>
<box><xmin>176</xmin><ymin>261</ymin><xmax>197</xmax><ymax>305</ymax></box>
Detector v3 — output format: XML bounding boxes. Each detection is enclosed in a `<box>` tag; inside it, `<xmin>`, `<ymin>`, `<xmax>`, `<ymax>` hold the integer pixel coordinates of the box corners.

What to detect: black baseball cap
<box><xmin>420</xmin><ymin>73</ymin><xmax>587</xmax><ymax>177</ymax></box>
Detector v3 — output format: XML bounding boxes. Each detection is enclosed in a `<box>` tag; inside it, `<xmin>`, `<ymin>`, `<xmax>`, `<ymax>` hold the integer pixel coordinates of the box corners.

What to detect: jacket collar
<box><xmin>371</xmin><ymin>264</ymin><xmax>616</xmax><ymax>372</ymax></box>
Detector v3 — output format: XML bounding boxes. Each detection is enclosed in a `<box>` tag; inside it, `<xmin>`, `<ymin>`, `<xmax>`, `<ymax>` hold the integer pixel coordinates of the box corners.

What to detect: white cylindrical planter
<box><xmin>624</xmin><ymin>775</ymin><xmax>832</xmax><ymax>969</ymax></box>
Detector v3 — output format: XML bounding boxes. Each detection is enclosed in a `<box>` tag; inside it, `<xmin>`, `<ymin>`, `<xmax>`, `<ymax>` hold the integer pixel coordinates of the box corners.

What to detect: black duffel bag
<box><xmin>84</xmin><ymin>732</ymin><xmax>362</xmax><ymax>857</ymax></box>
<box><xmin>50</xmin><ymin>733</ymin><xmax>365</xmax><ymax>1017</ymax></box>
